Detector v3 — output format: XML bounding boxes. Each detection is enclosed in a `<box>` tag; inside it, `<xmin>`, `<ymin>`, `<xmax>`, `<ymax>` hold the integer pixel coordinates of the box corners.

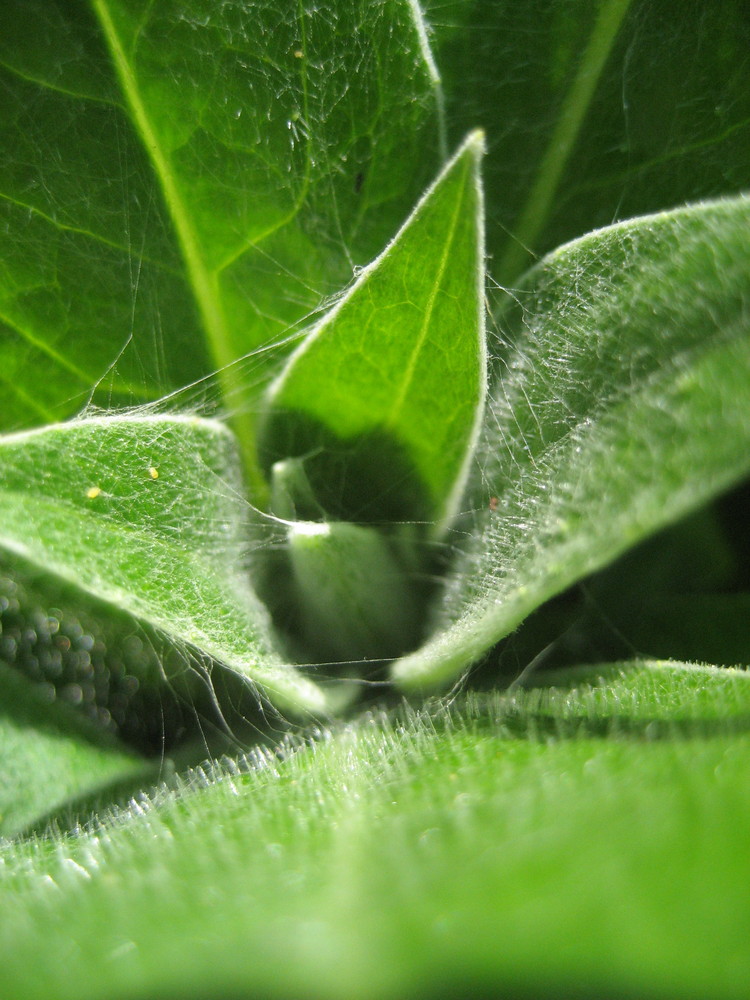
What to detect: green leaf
<box><xmin>0</xmin><ymin>415</ymin><xmax>330</xmax><ymax>716</ymax></box>
<box><xmin>0</xmin><ymin>662</ymin><xmax>150</xmax><ymax>839</ymax></box>
<box><xmin>0</xmin><ymin>0</ymin><xmax>442</xmax><ymax>486</ymax></box>
<box><xmin>259</xmin><ymin>131</ymin><xmax>486</xmax><ymax>530</ymax></box>
<box><xmin>2</xmin><ymin>661</ymin><xmax>750</xmax><ymax>998</ymax></box>
<box><xmin>429</xmin><ymin>0</ymin><xmax>750</xmax><ymax>281</ymax></box>
<box><xmin>393</xmin><ymin>195</ymin><xmax>750</xmax><ymax>689</ymax></box>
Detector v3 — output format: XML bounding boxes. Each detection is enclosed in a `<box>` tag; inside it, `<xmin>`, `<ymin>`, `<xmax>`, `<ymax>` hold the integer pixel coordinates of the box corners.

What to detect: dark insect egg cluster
<box><xmin>0</xmin><ymin>566</ymin><xmax>185</xmax><ymax>753</ymax></box>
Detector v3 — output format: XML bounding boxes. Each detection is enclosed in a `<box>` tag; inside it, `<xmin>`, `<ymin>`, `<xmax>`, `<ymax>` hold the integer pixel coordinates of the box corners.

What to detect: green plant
<box><xmin>2</xmin><ymin>2</ymin><xmax>750</xmax><ymax>998</ymax></box>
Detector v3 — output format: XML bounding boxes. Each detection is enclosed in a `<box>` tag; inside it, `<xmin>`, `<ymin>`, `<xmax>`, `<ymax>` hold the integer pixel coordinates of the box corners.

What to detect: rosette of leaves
<box><xmin>3</xmin><ymin>4</ymin><xmax>750</xmax><ymax>996</ymax></box>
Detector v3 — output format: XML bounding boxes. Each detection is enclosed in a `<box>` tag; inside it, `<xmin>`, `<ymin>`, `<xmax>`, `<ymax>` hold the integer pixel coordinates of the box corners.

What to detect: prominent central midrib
<box><xmin>92</xmin><ymin>2</ymin><xmax>266</xmax><ymax>499</ymax></box>
<box><xmin>92</xmin><ymin>3</ymin><xmax>229</xmax><ymax>372</ymax></box>
<box><xmin>385</xmin><ymin>154</ymin><xmax>470</xmax><ymax>429</ymax></box>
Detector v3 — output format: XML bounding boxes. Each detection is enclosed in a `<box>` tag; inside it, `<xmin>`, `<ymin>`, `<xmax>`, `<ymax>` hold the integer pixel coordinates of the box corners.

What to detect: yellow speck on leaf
<box><xmin>86</xmin><ymin>486</ymin><xmax>101</xmax><ymax>500</ymax></box>
<box><xmin>293</xmin><ymin>49</ymin><xmax>303</xmax><ymax>58</ymax></box>
<box><xmin>148</xmin><ymin>467</ymin><xmax>159</xmax><ymax>480</ymax></box>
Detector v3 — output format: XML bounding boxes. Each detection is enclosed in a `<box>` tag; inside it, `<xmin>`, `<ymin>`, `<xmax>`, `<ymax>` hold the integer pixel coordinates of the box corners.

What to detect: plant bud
<box><xmin>287</xmin><ymin>520</ymin><xmax>420</xmax><ymax>664</ymax></box>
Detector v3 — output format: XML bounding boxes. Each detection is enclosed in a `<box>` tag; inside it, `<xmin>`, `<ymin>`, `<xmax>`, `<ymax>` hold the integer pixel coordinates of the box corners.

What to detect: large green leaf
<box><xmin>259</xmin><ymin>131</ymin><xmax>485</xmax><ymax>529</ymax></box>
<box><xmin>2</xmin><ymin>661</ymin><xmax>750</xmax><ymax>998</ymax></box>
<box><xmin>428</xmin><ymin>0</ymin><xmax>750</xmax><ymax>282</ymax></box>
<box><xmin>393</xmin><ymin>195</ymin><xmax>750</xmax><ymax>689</ymax></box>
<box><xmin>0</xmin><ymin>415</ymin><xmax>330</xmax><ymax>715</ymax></box>
<box><xmin>0</xmin><ymin>0</ymin><xmax>442</xmax><ymax>470</ymax></box>
<box><xmin>0</xmin><ymin>663</ymin><xmax>150</xmax><ymax>839</ymax></box>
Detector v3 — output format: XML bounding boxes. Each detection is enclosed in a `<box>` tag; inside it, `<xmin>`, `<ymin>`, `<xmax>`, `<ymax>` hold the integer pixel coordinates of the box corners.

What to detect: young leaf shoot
<box><xmin>259</xmin><ymin>130</ymin><xmax>486</xmax><ymax>534</ymax></box>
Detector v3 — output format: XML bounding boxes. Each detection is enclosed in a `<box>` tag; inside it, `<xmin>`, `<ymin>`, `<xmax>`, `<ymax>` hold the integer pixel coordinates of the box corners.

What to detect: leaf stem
<box><xmin>497</xmin><ymin>0</ymin><xmax>632</xmax><ymax>283</ymax></box>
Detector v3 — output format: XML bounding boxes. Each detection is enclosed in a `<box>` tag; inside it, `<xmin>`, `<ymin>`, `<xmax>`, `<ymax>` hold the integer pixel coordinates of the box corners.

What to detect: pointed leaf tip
<box><xmin>259</xmin><ymin>133</ymin><xmax>486</xmax><ymax>533</ymax></box>
<box><xmin>466</xmin><ymin>128</ymin><xmax>486</xmax><ymax>153</ymax></box>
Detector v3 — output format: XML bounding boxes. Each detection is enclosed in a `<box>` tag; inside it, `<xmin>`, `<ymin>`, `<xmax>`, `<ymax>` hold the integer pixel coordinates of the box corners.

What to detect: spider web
<box><xmin>0</xmin><ymin>0</ymin><xmax>448</xmax><ymax>745</ymax></box>
<box><xmin>2</xmin><ymin>0</ymin><xmax>750</xmax><ymax>750</ymax></box>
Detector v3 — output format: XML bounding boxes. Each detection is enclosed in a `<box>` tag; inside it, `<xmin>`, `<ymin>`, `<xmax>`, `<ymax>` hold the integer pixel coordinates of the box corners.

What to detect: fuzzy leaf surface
<box><xmin>0</xmin><ymin>416</ymin><xmax>328</xmax><ymax>715</ymax></box>
<box><xmin>259</xmin><ymin>132</ymin><xmax>486</xmax><ymax>529</ymax></box>
<box><xmin>393</xmin><ymin>195</ymin><xmax>750</xmax><ymax>688</ymax></box>
<box><xmin>2</xmin><ymin>662</ymin><xmax>750</xmax><ymax>998</ymax></box>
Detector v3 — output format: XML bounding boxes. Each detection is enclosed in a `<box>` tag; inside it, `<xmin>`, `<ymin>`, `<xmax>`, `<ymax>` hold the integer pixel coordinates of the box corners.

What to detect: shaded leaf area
<box><xmin>427</xmin><ymin>0</ymin><xmax>750</xmax><ymax>281</ymax></box>
<box><xmin>260</xmin><ymin>133</ymin><xmax>485</xmax><ymax>529</ymax></box>
<box><xmin>393</xmin><ymin>196</ymin><xmax>750</xmax><ymax>688</ymax></box>
<box><xmin>0</xmin><ymin>0</ymin><xmax>441</xmax><ymax>432</ymax></box>
<box><xmin>569</xmin><ymin>508</ymin><xmax>750</xmax><ymax>672</ymax></box>
<box><xmin>2</xmin><ymin>662</ymin><xmax>750</xmax><ymax>999</ymax></box>
<box><xmin>0</xmin><ymin>415</ymin><xmax>329</xmax><ymax>715</ymax></box>
<box><xmin>0</xmin><ymin>663</ymin><xmax>151</xmax><ymax>839</ymax></box>
<box><xmin>587</xmin><ymin>593</ymin><xmax>750</xmax><ymax>672</ymax></box>
<box><xmin>469</xmin><ymin>506</ymin><xmax>750</xmax><ymax>684</ymax></box>
<box><xmin>0</xmin><ymin>555</ymin><xmax>276</xmax><ymax>763</ymax></box>
<box><xmin>0</xmin><ymin>557</ymin><xmax>191</xmax><ymax>750</ymax></box>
